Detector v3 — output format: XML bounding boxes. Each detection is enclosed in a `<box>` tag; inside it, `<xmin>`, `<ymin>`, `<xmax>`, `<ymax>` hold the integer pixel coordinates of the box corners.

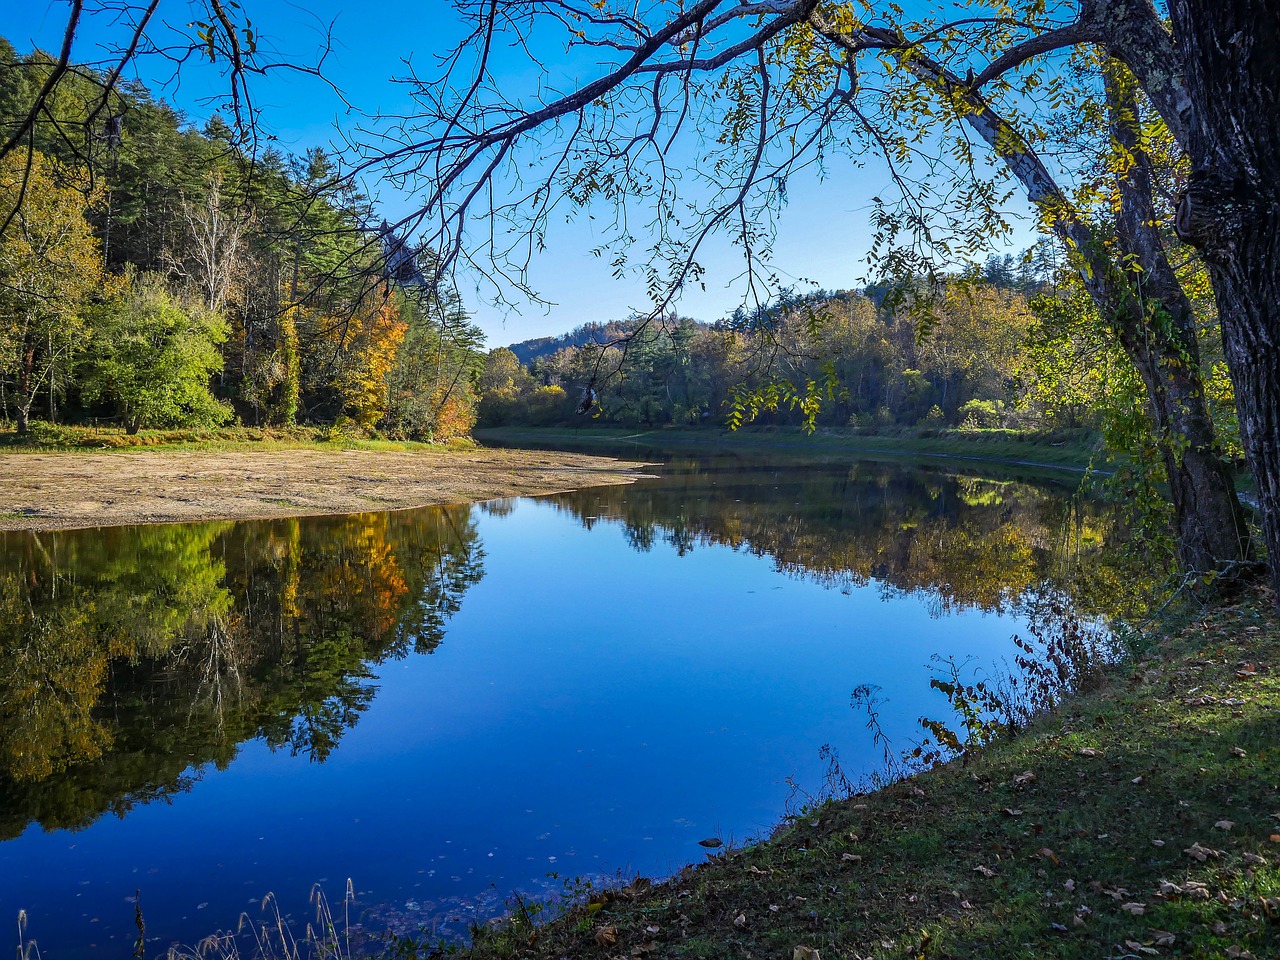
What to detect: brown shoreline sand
<box><xmin>0</xmin><ymin>447</ymin><xmax>654</xmax><ymax>531</ymax></box>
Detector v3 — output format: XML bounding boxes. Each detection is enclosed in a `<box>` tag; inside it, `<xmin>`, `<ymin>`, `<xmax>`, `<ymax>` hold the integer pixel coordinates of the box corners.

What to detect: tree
<box><xmin>0</xmin><ymin>150</ymin><xmax>104</xmax><ymax>431</ymax></box>
<box><xmin>348</xmin><ymin>0</ymin><xmax>1278</xmax><ymax>590</ymax></box>
<box><xmin>81</xmin><ymin>273</ymin><xmax>232</xmax><ymax>432</ymax></box>
<box><xmin>166</xmin><ymin>171</ymin><xmax>253</xmax><ymax>312</ymax></box>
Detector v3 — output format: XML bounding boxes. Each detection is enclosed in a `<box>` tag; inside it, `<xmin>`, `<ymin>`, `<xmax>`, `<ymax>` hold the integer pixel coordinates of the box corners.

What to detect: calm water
<box><xmin>0</xmin><ymin>455</ymin><xmax>1110</xmax><ymax>956</ymax></box>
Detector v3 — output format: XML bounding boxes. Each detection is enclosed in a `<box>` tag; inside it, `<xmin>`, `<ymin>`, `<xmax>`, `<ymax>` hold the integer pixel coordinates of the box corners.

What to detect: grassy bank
<box><xmin>474</xmin><ymin>426</ymin><xmax>1103</xmax><ymax>474</ymax></box>
<box><xmin>0</xmin><ymin>422</ymin><xmax>474</xmax><ymax>454</ymax></box>
<box><xmin>451</xmin><ymin>587</ymin><xmax>1279</xmax><ymax>960</ymax></box>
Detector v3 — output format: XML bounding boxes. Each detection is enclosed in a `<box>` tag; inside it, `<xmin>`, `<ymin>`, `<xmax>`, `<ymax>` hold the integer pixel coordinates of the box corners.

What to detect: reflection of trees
<box><xmin>0</xmin><ymin>506</ymin><xmax>484</xmax><ymax>838</ymax></box>
<box><xmin>548</xmin><ymin>459</ymin><xmax>1123</xmax><ymax>615</ymax></box>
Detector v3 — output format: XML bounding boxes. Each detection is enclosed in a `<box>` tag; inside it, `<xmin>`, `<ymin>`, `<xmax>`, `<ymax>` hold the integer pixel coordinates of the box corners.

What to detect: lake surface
<box><xmin>0</xmin><ymin>454</ymin><xmax>1113</xmax><ymax>956</ymax></box>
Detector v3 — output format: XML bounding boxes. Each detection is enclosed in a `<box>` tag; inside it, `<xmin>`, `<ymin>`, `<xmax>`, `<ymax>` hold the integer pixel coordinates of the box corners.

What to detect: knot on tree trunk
<box><xmin>1175</xmin><ymin>169</ymin><xmax>1259</xmax><ymax>257</ymax></box>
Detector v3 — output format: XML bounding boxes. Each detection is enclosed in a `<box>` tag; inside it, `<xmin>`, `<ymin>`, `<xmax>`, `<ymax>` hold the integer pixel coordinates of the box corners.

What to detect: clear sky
<box><xmin>3</xmin><ymin>0</ymin><xmax>1036</xmax><ymax>347</ymax></box>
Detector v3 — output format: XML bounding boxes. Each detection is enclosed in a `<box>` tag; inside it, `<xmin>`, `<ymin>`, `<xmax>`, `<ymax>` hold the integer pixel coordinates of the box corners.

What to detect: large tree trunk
<box><xmin>1214</xmin><ymin>270</ymin><xmax>1280</xmax><ymax>593</ymax></box>
<box><xmin>1170</xmin><ymin>1</ymin><xmax>1280</xmax><ymax>598</ymax></box>
<box><xmin>1114</xmin><ymin>319</ymin><xmax>1254</xmax><ymax>571</ymax></box>
<box><xmin>1103</xmin><ymin>68</ymin><xmax>1253</xmax><ymax>574</ymax></box>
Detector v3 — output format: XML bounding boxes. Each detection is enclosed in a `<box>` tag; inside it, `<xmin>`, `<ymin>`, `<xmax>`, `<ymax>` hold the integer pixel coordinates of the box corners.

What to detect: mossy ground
<box><xmin>455</xmin><ymin>586</ymin><xmax>1280</xmax><ymax>960</ymax></box>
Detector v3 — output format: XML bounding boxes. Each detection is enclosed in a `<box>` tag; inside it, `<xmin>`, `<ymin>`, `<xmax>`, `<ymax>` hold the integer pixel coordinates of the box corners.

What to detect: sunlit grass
<box><xmin>0</xmin><ymin>423</ymin><xmax>477</xmax><ymax>455</ymax></box>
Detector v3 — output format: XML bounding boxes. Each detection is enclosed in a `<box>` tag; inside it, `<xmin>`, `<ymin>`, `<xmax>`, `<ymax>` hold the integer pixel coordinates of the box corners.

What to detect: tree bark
<box><xmin>1169</xmin><ymin>1</ymin><xmax>1280</xmax><ymax>597</ymax></box>
<box><xmin>1104</xmin><ymin>68</ymin><xmax>1253</xmax><ymax>573</ymax></box>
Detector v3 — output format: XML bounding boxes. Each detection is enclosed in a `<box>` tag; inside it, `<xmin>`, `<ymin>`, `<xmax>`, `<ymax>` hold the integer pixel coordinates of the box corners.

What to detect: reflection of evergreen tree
<box><xmin>0</xmin><ymin>506</ymin><xmax>484</xmax><ymax>838</ymax></box>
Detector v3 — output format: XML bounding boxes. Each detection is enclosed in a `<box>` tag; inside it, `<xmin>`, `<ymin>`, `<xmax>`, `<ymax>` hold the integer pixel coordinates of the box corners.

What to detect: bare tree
<box><xmin>165</xmin><ymin>172</ymin><xmax>252</xmax><ymax>311</ymax></box>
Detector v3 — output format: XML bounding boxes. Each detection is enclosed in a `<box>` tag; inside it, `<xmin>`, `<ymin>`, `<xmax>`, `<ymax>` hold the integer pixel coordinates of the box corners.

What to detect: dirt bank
<box><xmin>0</xmin><ymin>447</ymin><xmax>653</xmax><ymax>531</ymax></box>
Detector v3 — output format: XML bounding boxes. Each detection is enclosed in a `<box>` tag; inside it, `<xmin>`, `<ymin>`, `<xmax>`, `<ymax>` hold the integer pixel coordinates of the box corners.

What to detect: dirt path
<box><xmin>0</xmin><ymin>447</ymin><xmax>654</xmax><ymax>531</ymax></box>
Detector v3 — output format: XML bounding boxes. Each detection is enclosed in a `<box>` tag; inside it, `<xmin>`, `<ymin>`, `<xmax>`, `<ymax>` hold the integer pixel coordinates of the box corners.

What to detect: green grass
<box><xmin>450</xmin><ymin>586</ymin><xmax>1280</xmax><ymax>960</ymax></box>
<box><xmin>0</xmin><ymin>422</ymin><xmax>477</xmax><ymax>455</ymax></box>
<box><xmin>474</xmin><ymin>425</ymin><xmax>1106</xmax><ymax>474</ymax></box>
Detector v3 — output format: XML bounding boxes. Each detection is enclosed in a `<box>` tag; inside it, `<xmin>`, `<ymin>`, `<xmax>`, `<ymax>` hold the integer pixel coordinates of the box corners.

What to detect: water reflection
<box><xmin>0</xmin><ymin>507</ymin><xmax>484</xmax><ymax>838</ymax></box>
<box><xmin>543</xmin><ymin>457</ymin><xmax>1112</xmax><ymax>615</ymax></box>
<box><xmin>0</xmin><ymin>457</ymin><xmax>1132</xmax><ymax>954</ymax></box>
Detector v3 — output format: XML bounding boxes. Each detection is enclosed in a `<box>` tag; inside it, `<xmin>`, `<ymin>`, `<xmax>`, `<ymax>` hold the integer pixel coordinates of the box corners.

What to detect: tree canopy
<box><xmin>349</xmin><ymin>0</ymin><xmax>1277</xmax><ymax>594</ymax></box>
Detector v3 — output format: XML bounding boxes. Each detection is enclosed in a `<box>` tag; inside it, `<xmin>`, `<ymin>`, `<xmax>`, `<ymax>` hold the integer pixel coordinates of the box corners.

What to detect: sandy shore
<box><xmin>0</xmin><ymin>447</ymin><xmax>654</xmax><ymax>531</ymax></box>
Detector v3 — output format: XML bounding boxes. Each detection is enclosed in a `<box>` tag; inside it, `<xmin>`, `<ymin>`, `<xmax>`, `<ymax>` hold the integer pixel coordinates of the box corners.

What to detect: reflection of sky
<box><xmin>1</xmin><ymin>1</ymin><xmax>1035</xmax><ymax>343</ymax></box>
<box><xmin>1</xmin><ymin>488</ymin><xmax>1032</xmax><ymax>957</ymax></box>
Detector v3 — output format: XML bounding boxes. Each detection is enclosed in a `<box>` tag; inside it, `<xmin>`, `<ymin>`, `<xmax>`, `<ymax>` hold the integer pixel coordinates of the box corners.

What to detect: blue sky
<box><xmin>4</xmin><ymin>0</ymin><xmax>1036</xmax><ymax>347</ymax></box>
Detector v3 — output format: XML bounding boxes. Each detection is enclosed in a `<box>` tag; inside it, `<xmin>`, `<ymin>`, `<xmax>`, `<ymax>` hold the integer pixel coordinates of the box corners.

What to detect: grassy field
<box><xmin>474</xmin><ymin>425</ymin><xmax>1106</xmax><ymax>474</ymax></box>
<box><xmin>452</xmin><ymin>585</ymin><xmax>1280</xmax><ymax>960</ymax></box>
<box><xmin>0</xmin><ymin>422</ymin><xmax>475</xmax><ymax>454</ymax></box>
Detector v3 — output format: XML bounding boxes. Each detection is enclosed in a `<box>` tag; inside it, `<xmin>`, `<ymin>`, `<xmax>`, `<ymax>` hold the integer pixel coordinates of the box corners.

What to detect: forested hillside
<box><xmin>506</xmin><ymin>320</ymin><xmax>641</xmax><ymax>366</ymax></box>
<box><xmin>480</xmin><ymin>256</ymin><xmax>1243</xmax><ymax>467</ymax></box>
<box><xmin>0</xmin><ymin>37</ymin><xmax>484</xmax><ymax>440</ymax></box>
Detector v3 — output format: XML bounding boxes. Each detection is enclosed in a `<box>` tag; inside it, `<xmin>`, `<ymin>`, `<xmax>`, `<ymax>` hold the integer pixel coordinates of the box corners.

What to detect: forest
<box><xmin>478</xmin><ymin>256</ymin><xmax>1242</xmax><ymax>463</ymax></box>
<box><xmin>0</xmin><ymin>36</ymin><xmax>485</xmax><ymax>441</ymax></box>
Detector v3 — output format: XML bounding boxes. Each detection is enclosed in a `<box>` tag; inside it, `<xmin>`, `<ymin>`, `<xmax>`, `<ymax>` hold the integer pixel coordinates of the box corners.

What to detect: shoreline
<box><xmin>474</xmin><ymin>425</ymin><xmax>1106</xmax><ymax>477</ymax></box>
<box><xmin>0</xmin><ymin>447</ymin><xmax>654</xmax><ymax>532</ymax></box>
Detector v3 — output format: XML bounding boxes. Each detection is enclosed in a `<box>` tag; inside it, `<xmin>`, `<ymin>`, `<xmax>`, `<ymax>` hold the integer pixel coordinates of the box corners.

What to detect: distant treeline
<box><xmin>480</xmin><ymin>250</ymin><xmax>1242</xmax><ymax>450</ymax></box>
<box><xmin>0</xmin><ymin>37</ymin><xmax>484</xmax><ymax>439</ymax></box>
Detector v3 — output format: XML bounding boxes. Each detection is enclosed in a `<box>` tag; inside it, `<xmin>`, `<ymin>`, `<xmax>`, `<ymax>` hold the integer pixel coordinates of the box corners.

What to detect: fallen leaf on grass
<box><xmin>1185</xmin><ymin>842</ymin><xmax>1224</xmax><ymax>861</ymax></box>
<box><xmin>644</xmin><ymin>925</ymin><xmax>660</xmax><ymax>935</ymax></box>
<box><xmin>1269</xmin><ymin>834</ymin><xmax>1280</xmax><ymax>843</ymax></box>
<box><xmin>1038</xmin><ymin>847</ymin><xmax>1061</xmax><ymax>866</ymax></box>
<box><xmin>733</xmin><ymin>913</ymin><xmax>747</xmax><ymax>929</ymax></box>
<box><xmin>1001</xmin><ymin>807</ymin><xmax>1023</xmax><ymax>817</ymax></box>
<box><xmin>630</xmin><ymin>943</ymin><xmax>656</xmax><ymax>956</ymax></box>
<box><xmin>1064</xmin><ymin>879</ymin><xmax>1076</xmax><ymax>892</ymax></box>
<box><xmin>1077</xmin><ymin>747</ymin><xmax>1102</xmax><ymax>757</ymax></box>
<box><xmin>594</xmin><ymin>925</ymin><xmax>619</xmax><ymax>948</ymax></box>
<box><xmin>1183</xmin><ymin>881</ymin><xmax>1211</xmax><ymax>900</ymax></box>
<box><xmin>746</xmin><ymin>865</ymin><xmax>769</xmax><ymax>875</ymax></box>
<box><xmin>1124</xmin><ymin>940</ymin><xmax>1158</xmax><ymax>955</ymax></box>
<box><xmin>841</xmin><ymin>853</ymin><xmax>862</xmax><ymax>862</ymax></box>
<box><xmin>1225</xmin><ymin>947</ymin><xmax>1253</xmax><ymax>959</ymax></box>
<box><xmin>1231</xmin><ymin>746</ymin><xmax>1248</xmax><ymax>758</ymax></box>
<box><xmin>973</xmin><ymin>865</ymin><xmax>997</xmax><ymax>878</ymax></box>
<box><xmin>1013</xmin><ymin>770</ymin><xmax>1036</xmax><ymax>787</ymax></box>
<box><xmin>1242</xmin><ymin>852</ymin><xmax>1267</xmax><ymax>865</ymax></box>
<box><xmin>1215</xmin><ymin>820</ymin><xmax>1236</xmax><ymax>831</ymax></box>
<box><xmin>793</xmin><ymin>946</ymin><xmax>821</xmax><ymax>960</ymax></box>
<box><xmin>1120</xmin><ymin>902</ymin><xmax>1146</xmax><ymax>915</ymax></box>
